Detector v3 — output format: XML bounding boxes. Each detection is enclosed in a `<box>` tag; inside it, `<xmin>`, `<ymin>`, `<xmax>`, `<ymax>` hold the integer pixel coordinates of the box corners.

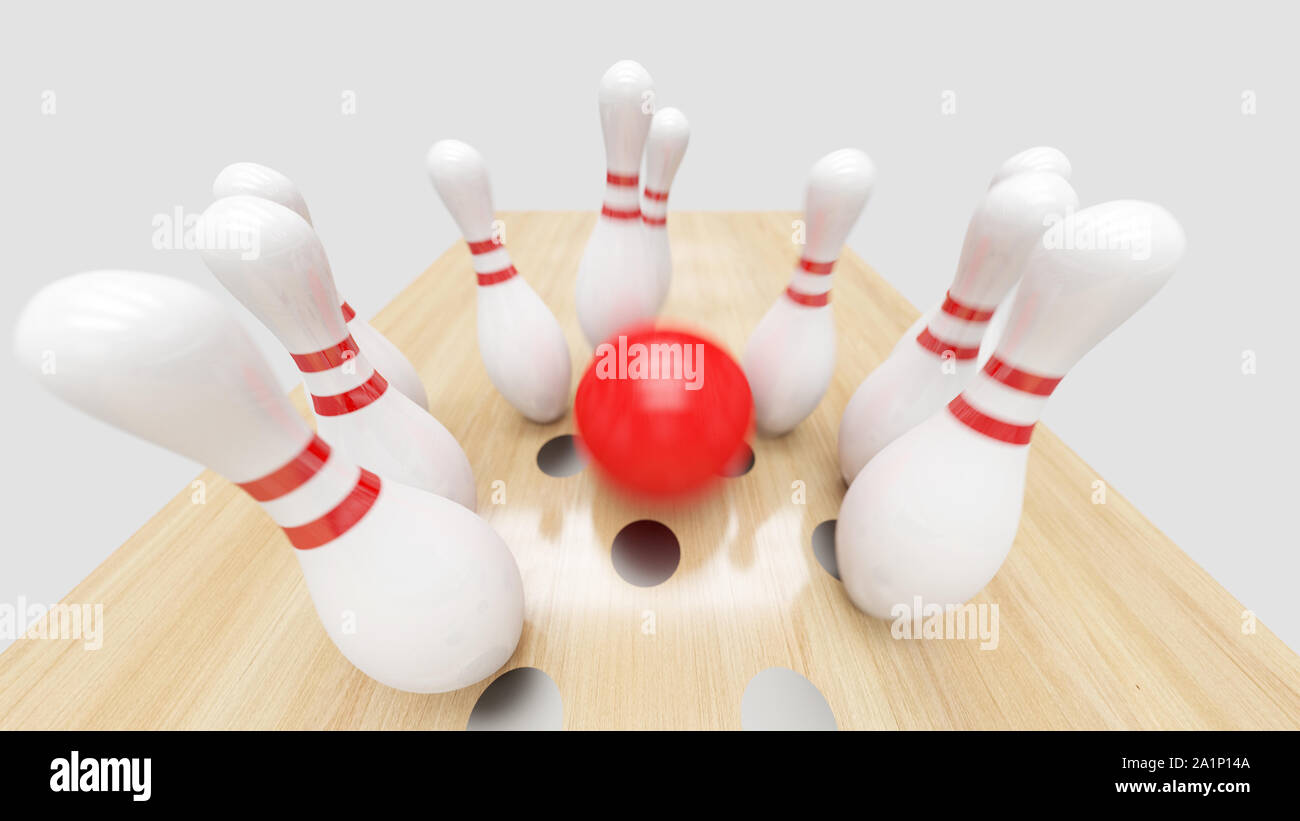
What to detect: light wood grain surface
<box><xmin>3</xmin><ymin>212</ymin><xmax>1298</xmax><ymax>730</ymax></box>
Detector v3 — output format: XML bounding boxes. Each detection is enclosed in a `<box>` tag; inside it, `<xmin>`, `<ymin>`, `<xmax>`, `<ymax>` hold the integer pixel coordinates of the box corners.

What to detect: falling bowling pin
<box><xmin>891</xmin><ymin>147</ymin><xmax>1074</xmax><ymax>361</ymax></box>
<box><xmin>425</xmin><ymin>139</ymin><xmax>572</xmax><ymax>423</ymax></box>
<box><xmin>742</xmin><ymin>148</ymin><xmax>876</xmax><ymax>436</ymax></box>
<box><xmin>641</xmin><ymin>107</ymin><xmax>690</xmax><ymax>308</ymax></box>
<box><xmin>838</xmin><ymin>170</ymin><xmax>1078</xmax><ymax>482</ymax></box>
<box><xmin>199</xmin><ymin>195</ymin><xmax>476</xmax><ymax>509</ymax></box>
<box><xmin>212</xmin><ymin>162</ymin><xmax>430</xmax><ymax>409</ymax></box>
<box><xmin>836</xmin><ymin>200</ymin><xmax>1185</xmax><ymax>618</ymax></box>
<box><xmin>13</xmin><ymin>270</ymin><xmax>523</xmax><ymax>692</ymax></box>
<box><xmin>575</xmin><ymin>60</ymin><xmax>660</xmax><ymax>347</ymax></box>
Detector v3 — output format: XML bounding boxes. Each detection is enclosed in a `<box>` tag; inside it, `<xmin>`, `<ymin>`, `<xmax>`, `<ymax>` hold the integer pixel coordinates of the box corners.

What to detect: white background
<box><xmin>2</xmin><ymin>1</ymin><xmax>1296</xmax><ymax>652</ymax></box>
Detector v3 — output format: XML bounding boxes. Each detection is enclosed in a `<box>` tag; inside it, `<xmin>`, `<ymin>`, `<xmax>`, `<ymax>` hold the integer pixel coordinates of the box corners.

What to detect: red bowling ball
<box><xmin>575</xmin><ymin>325</ymin><xmax>753</xmax><ymax>497</ymax></box>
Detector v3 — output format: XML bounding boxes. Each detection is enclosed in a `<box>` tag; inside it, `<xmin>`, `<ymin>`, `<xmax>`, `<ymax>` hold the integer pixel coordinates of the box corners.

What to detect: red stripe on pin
<box><xmin>983</xmin><ymin>355</ymin><xmax>1062</xmax><ymax>396</ymax></box>
<box><xmin>643</xmin><ymin>188</ymin><xmax>669</xmax><ymax>202</ymax></box>
<box><xmin>915</xmin><ymin>327</ymin><xmax>980</xmax><ymax>360</ymax></box>
<box><xmin>601</xmin><ymin>205</ymin><xmax>642</xmax><ymax>220</ymax></box>
<box><xmin>237</xmin><ymin>434</ymin><xmax>332</xmax><ymax>502</ymax></box>
<box><xmin>606</xmin><ymin>172</ymin><xmax>639</xmax><ymax>186</ymax></box>
<box><xmin>467</xmin><ymin>238</ymin><xmax>502</xmax><ymax>255</ymax></box>
<box><xmin>477</xmin><ymin>265</ymin><xmax>518</xmax><ymax>286</ymax></box>
<box><xmin>340</xmin><ymin>302</ymin><xmax>356</xmax><ymax>323</ymax></box>
<box><xmin>799</xmin><ymin>258</ymin><xmax>836</xmax><ymax>275</ymax></box>
<box><xmin>312</xmin><ymin>371</ymin><xmax>389</xmax><ymax>416</ymax></box>
<box><xmin>292</xmin><ymin>335</ymin><xmax>361</xmax><ymax>373</ymax></box>
<box><xmin>642</xmin><ymin>215</ymin><xmax>667</xmax><ymax>226</ymax></box>
<box><xmin>941</xmin><ymin>291</ymin><xmax>995</xmax><ymax>322</ymax></box>
<box><xmin>785</xmin><ymin>287</ymin><xmax>830</xmax><ymax>307</ymax></box>
<box><xmin>947</xmin><ymin>394</ymin><xmax>1035</xmax><ymax>445</ymax></box>
<box><xmin>281</xmin><ymin>468</ymin><xmax>382</xmax><ymax>550</ymax></box>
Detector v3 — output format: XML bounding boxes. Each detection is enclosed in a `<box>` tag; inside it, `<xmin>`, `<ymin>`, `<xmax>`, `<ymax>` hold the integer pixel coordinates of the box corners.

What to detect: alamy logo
<box><xmin>592</xmin><ymin>335</ymin><xmax>705</xmax><ymax>390</ymax></box>
<box><xmin>50</xmin><ymin>751</ymin><xmax>151</xmax><ymax>801</ymax></box>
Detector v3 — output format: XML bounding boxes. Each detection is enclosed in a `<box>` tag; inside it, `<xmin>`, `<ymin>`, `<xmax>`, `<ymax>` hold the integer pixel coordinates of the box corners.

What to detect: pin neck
<box><xmin>465</xmin><ymin>236</ymin><xmax>518</xmax><ymax>286</ymax></box>
<box><xmin>947</xmin><ymin>355</ymin><xmax>1065</xmax><ymax>445</ymax></box>
<box><xmin>290</xmin><ymin>335</ymin><xmax>387</xmax><ymax>415</ymax></box>
<box><xmin>603</xmin><ymin>170</ymin><xmax>641</xmax><ymax>220</ymax></box>
<box><xmin>783</xmin><ymin>255</ymin><xmax>836</xmax><ymax>306</ymax></box>
<box><xmin>916</xmin><ymin>290</ymin><xmax>995</xmax><ymax>361</ymax></box>
<box><xmin>234</xmin><ymin>434</ymin><xmax>381</xmax><ymax>549</ymax></box>
<box><xmin>642</xmin><ymin>186</ymin><xmax>669</xmax><ymax>227</ymax></box>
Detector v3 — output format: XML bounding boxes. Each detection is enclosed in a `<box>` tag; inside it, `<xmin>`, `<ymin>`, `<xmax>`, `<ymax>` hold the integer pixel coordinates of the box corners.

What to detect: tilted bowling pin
<box><xmin>575</xmin><ymin>60</ymin><xmax>660</xmax><ymax>347</ymax></box>
<box><xmin>425</xmin><ymin>139</ymin><xmax>571</xmax><ymax>423</ymax></box>
<box><xmin>891</xmin><ymin>147</ymin><xmax>1074</xmax><ymax>360</ymax></box>
<box><xmin>836</xmin><ymin>200</ymin><xmax>1185</xmax><ymax>619</ymax></box>
<box><xmin>13</xmin><ymin>271</ymin><xmax>523</xmax><ymax>692</ymax></box>
<box><xmin>212</xmin><ymin>162</ymin><xmax>430</xmax><ymax>409</ymax></box>
<box><xmin>838</xmin><ymin>170</ymin><xmax>1078</xmax><ymax>482</ymax></box>
<box><xmin>641</xmin><ymin>107</ymin><xmax>690</xmax><ymax>308</ymax></box>
<box><xmin>977</xmin><ymin>146</ymin><xmax>1074</xmax><ymax>360</ymax></box>
<box><xmin>199</xmin><ymin>196</ymin><xmax>476</xmax><ymax>509</ymax></box>
<box><xmin>742</xmin><ymin>149</ymin><xmax>876</xmax><ymax>436</ymax></box>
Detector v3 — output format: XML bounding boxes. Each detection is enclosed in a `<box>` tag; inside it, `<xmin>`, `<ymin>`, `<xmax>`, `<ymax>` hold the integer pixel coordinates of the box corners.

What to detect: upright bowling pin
<box><xmin>836</xmin><ymin>200</ymin><xmax>1185</xmax><ymax>618</ymax></box>
<box><xmin>212</xmin><ymin>162</ymin><xmax>430</xmax><ymax>409</ymax></box>
<box><xmin>838</xmin><ymin>170</ymin><xmax>1078</xmax><ymax>482</ymax></box>
<box><xmin>742</xmin><ymin>149</ymin><xmax>876</xmax><ymax>436</ymax></box>
<box><xmin>13</xmin><ymin>271</ymin><xmax>523</xmax><ymax>692</ymax></box>
<box><xmin>641</xmin><ymin>107</ymin><xmax>690</xmax><ymax>308</ymax></box>
<box><xmin>575</xmin><ymin>60</ymin><xmax>660</xmax><ymax>347</ymax></box>
<box><xmin>199</xmin><ymin>196</ymin><xmax>476</xmax><ymax>509</ymax></box>
<box><xmin>425</xmin><ymin>139</ymin><xmax>571</xmax><ymax>423</ymax></box>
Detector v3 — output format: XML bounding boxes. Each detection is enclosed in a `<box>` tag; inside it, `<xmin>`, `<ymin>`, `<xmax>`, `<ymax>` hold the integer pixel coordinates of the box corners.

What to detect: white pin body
<box><xmin>13</xmin><ymin>270</ymin><xmax>522</xmax><ymax>692</ymax></box>
<box><xmin>295</xmin><ymin>478</ymin><xmax>523</xmax><ymax>693</ymax></box>
<box><xmin>199</xmin><ymin>196</ymin><xmax>475</xmax><ymax>508</ymax></box>
<box><xmin>743</xmin><ymin>149</ymin><xmax>875</xmax><ymax>436</ymax></box>
<box><xmin>840</xmin><ymin>171</ymin><xmax>1076</xmax><ymax>476</ymax></box>
<box><xmin>576</xmin><ymin>219</ymin><xmax>659</xmax><ymax>346</ymax></box>
<box><xmin>598</xmin><ymin>60</ymin><xmax>655</xmax><ymax>177</ymax></box>
<box><xmin>743</xmin><ymin>297</ymin><xmax>836</xmax><ymax>436</ymax></box>
<box><xmin>425</xmin><ymin>140</ymin><xmax>571</xmax><ymax>422</ymax></box>
<box><xmin>837</xmin><ymin>410</ymin><xmax>1029</xmax><ymax>618</ymax></box>
<box><xmin>837</xmin><ymin>340</ymin><xmax>976</xmax><ymax>483</ymax></box>
<box><xmin>641</xmin><ymin>107</ymin><xmax>690</xmax><ymax>308</ymax></box>
<box><xmin>576</xmin><ymin>60</ymin><xmax>660</xmax><ymax>347</ymax></box>
<box><xmin>212</xmin><ymin>161</ymin><xmax>429</xmax><ymax>409</ymax></box>
<box><xmin>836</xmin><ymin>200</ymin><xmax>1185</xmax><ymax>619</ymax></box>
<box><xmin>13</xmin><ymin>270</ymin><xmax>312</xmax><ymax>482</ymax></box>
<box><xmin>476</xmin><ymin>276</ymin><xmax>571</xmax><ymax>422</ymax></box>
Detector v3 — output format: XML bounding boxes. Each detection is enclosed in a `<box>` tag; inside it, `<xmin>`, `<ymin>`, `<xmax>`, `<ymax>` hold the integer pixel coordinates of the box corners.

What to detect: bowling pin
<box><xmin>891</xmin><ymin>147</ymin><xmax>1074</xmax><ymax>361</ymax></box>
<box><xmin>212</xmin><ymin>162</ymin><xmax>430</xmax><ymax>409</ymax></box>
<box><xmin>198</xmin><ymin>195</ymin><xmax>476</xmax><ymax>509</ymax></box>
<box><xmin>13</xmin><ymin>270</ymin><xmax>523</xmax><ymax>692</ymax></box>
<box><xmin>742</xmin><ymin>149</ymin><xmax>876</xmax><ymax>436</ymax></box>
<box><xmin>838</xmin><ymin>170</ymin><xmax>1078</xmax><ymax>482</ymax></box>
<box><xmin>836</xmin><ymin>200</ymin><xmax>1185</xmax><ymax>619</ymax></box>
<box><xmin>977</xmin><ymin>146</ymin><xmax>1074</xmax><ymax>359</ymax></box>
<box><xmin>575</xmin><ymin>60</ymin><xmax>660</xmax><ymax>347</ymax></box>
<box><xmin>425</xmin><ymin>139</ymin><xmax>572</xmax><ymax>423</ymax></box>
<box><xmin>641</xmin><ymin>107</ymin><xmax>690</xmax><ymax>308</ymax></box>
